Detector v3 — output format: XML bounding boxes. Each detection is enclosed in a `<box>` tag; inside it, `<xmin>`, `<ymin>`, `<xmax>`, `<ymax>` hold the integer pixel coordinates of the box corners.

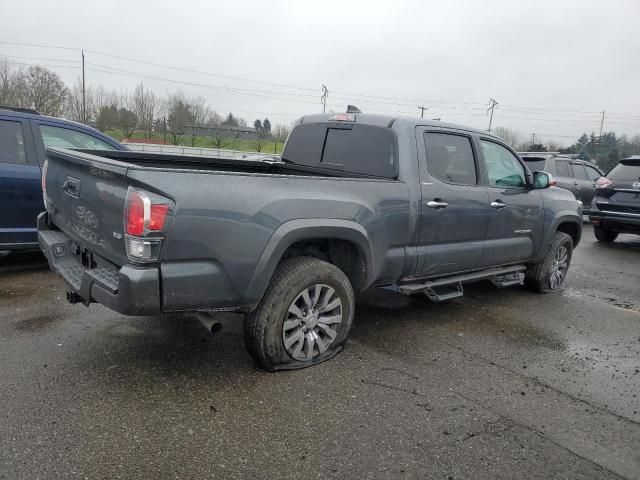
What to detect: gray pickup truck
<box><xmin>39</xmin><ymin>112</ymin><xmax>582</xmax><ymax>370</ymax></box>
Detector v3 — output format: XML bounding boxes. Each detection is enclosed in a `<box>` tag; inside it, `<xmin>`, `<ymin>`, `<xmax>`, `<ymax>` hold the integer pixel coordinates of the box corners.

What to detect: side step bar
<box><xmin>397</xmin><ymin>265</ymin><xmax>526</xmax><ymax>298</ymax></box>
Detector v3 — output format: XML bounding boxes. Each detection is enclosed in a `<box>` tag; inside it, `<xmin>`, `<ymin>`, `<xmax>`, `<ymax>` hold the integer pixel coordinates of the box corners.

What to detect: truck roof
<box><xmin>298</xmin><ymin>112</ymin><xmax>505</xmax><ymax>142</ymax></box>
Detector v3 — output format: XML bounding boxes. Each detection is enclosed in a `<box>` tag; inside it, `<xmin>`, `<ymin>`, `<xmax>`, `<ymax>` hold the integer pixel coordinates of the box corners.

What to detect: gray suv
<box><xmin>519</xmin><ymin>153</ymin><xmax>603</xmax><ymax>213</ymax></box>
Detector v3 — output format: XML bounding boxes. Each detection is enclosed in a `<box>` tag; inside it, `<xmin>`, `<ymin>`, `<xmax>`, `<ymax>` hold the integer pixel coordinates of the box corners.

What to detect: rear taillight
<box><xmin>124</xmin><ymin>187</ymin><xmax>173</xmax><ymax>262</ymax></box>
<box><xmin>41</xmin><ymin>159</ymin><xmax>48</xmax><ymax>207</ymax></box>
<box><xmin>595</xmin><ymin>177</ymin><xmax>612</xmax><ymax>189</ymax></box>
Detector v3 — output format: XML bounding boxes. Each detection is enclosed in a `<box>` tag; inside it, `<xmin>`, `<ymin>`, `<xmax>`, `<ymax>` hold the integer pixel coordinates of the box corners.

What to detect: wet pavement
<box><xmin>1</xmin><ymin>225</ymin><xmax>639</xmax><ymax>479</ymax></box>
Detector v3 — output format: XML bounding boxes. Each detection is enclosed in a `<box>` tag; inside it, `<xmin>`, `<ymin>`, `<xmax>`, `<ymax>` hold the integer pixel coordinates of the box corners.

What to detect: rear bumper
<box><xmin>589</xmin><ymin>210</ymin><xmax>640</xmax><ymax>232</ymax></box>
<box><xmin>38</xmin><ymin>212</ymin><xmax>161</xmax><ymax>315</ymax></box>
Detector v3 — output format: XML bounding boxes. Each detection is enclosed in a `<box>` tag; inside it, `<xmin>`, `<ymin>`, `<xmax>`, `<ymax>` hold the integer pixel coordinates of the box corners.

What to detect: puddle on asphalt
<box><xmin>456</xmin><ymin>310</ymin><xmax>567</xmax><ymax>351</ymax></box>
<box><xmin>563</xmin><ymin>288</ymin><xmax>640</xmax><ymax>312</ymax></box>
<box><xmin>14</xmin><ymin>312</ymin><xmax>65</xmax><ymax>331</ymax></box>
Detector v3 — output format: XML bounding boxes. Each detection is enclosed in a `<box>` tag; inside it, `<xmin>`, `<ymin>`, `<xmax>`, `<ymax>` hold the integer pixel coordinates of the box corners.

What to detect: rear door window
<box><xmin>555</xmin><ymin>159</ymin><xmax>572</xmax><ymax>177</ymax></box>
<box><xmin>572</xmin><ymin>164</ymin><xmax>589</xmax><ymax>180</ymax></box>
<box><xmin>0</xmin><ymin>120</ymin><xmax>27</xmax><ymax>165</ymax></box>
<box><xmin>423</xmin><ymin>132</ymin><xmax>477</xmax><ymax>185</ymax></box>
<box><xmin>39</xmin><ymin>124</ymin><xmax>117</xmax><ymax>150</ymax></box>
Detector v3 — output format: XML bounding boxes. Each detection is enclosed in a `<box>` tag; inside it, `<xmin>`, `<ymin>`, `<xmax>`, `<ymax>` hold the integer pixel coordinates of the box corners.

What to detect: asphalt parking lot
<box><xmin>1</xmin><ymin>225</ymin><xmax>639</xmax><ymax>480</ymax></box>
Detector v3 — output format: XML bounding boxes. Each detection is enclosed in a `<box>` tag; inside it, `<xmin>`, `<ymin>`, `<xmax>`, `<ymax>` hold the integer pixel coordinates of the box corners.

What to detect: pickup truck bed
<box><xmin>40</xmin><ymin>112</ymin><xmax>582</xmax><ymax>371</ymax></box>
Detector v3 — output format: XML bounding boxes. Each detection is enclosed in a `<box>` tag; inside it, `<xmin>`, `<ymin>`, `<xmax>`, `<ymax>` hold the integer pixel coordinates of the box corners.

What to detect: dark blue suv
<box><xmin>0</xmin><ymin>106</ymin><xmax>126</xmax><ymax>251</ymax></box>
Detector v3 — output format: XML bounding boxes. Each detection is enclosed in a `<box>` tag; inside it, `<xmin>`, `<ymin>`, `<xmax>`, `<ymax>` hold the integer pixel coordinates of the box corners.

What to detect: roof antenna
<box><xmin>346</xmin><ymin>105</ymin><xmax>362</xmax><ymax>114</ymax></box>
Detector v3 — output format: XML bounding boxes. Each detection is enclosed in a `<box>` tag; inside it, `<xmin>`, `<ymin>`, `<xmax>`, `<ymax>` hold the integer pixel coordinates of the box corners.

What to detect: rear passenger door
<box><xmin>554</xmin><ymin>158</ymin><xmax>582</xmax><ymax>201</ymax></box>
<box><xmin>572</xmin><ymin>162</ymin><xmax>600</xmax><ymax>208</ymax></box>
<box><xmin>479</xmin><ymin>139</ymin><xmax>544</xmax><ymax>266</ymax></box>
<box><xmin>0</xmin><ymin>116</ymin><xmax>41</xmax><ymax>248</ymax></box>
<box><xmin>415</xmin><ymin>129</ymin><xmax>491</xmax><ymax>277</ymax></box>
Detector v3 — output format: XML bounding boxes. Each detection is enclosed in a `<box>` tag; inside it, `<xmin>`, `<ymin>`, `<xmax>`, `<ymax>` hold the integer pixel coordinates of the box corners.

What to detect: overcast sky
<box><xmin>2</xmin><ymin>0</ymin><xmax>640</xmax><ymax>145</ymax></box>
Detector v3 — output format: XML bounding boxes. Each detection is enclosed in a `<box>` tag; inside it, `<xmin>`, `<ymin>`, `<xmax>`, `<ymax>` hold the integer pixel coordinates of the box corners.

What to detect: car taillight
<box><xmin>595</xmin><ymin>177</ymin><xmax>612</xmax><ymax>189</ymax></box>
<box><xmin>124</xmin><ymin>187</ymin><xmax>173</xmax><ymax>262</ymax></box>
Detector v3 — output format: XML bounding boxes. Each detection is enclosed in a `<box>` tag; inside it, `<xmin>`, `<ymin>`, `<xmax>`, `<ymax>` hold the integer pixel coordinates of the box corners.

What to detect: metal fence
<box><xmin>124</xmin><ymin>142</ymin><xmax>279</xmax><ymax>161</ymax></box>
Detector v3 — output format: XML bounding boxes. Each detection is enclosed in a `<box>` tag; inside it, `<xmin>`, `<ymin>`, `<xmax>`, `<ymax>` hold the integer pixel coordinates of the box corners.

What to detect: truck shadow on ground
<box><xmin>67</xmin><ymin>281</ymin><xmax>556</xmax><ymax>392</ymax></box>
<box><xmin>0</xmin><ymin>250</ymin><xmax>48</xmax><ymax>275</ymax></box>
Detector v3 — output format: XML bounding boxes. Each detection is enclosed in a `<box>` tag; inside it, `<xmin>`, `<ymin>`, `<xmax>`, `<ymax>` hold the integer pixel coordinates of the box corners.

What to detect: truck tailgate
<box><xmin>44</xmin><ymin>147</ymin><xmax>131</xmax><ymax>266</ymax></box>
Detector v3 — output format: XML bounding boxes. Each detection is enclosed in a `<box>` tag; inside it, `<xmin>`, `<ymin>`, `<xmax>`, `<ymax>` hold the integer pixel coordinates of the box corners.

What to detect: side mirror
<box><xmin>533</xmin><ymin>171</ymin><xmax>552</xmax><ymax>189</ymax></box>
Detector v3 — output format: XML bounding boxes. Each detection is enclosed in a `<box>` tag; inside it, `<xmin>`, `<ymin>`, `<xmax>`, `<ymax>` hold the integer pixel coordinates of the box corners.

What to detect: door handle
<box><xmin>427</xmin><ymin>200</ymin><xmax>449</xmax><ymax>209</ymax></box>
<box><xmin>490</xmin><ymin>200</ymin><xmax>506</xmax><ymax>209</ymax></box>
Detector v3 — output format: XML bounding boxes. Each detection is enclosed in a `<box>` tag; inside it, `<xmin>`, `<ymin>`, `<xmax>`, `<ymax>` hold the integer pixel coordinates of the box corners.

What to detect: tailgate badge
<box><xmin>632</xmin><ymin>182</ymin><xmax>640</xmax><ymax>190</ymax></box>
<box><xmin>113</xmin><ymin>232</ymin><xmax>123</xmax><ymax>239</ymax></box>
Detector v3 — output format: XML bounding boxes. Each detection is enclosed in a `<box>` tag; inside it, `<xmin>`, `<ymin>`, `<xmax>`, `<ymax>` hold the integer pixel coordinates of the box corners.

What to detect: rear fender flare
<box><xmin>242</xmin><ymin>219</ymin><xmax>373</xmax><ymax>308</ymax></box>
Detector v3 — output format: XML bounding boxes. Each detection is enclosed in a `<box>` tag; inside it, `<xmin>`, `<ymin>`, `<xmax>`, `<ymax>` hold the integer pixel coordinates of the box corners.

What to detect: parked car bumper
<box><xmin>589</xmin><ymin>210</ymin><xmax>640</xmax><ymax>233</ymax></box>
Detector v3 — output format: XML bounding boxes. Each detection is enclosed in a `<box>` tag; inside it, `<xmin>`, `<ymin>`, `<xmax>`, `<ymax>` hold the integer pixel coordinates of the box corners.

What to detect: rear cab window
<box><xmin>282</xmin><ymin>122</ymin><xmax>398</xmax><ymax>178</ymax></box>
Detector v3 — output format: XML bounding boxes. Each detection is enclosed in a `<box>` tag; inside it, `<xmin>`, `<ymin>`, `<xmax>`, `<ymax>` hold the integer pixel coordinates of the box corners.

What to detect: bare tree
<box><xmin>253</xmin><ymin>138</ymin><xmax>265</xmax><ymax>152</ymax></box>
<box><xmin>210</xmin><ymin>133</ymin><xmax>231</xmax><ymax>149</ymax></box>
<box><xmin>132</xmin><ymin>83</ymin><xmax>156</xmax><ymax>140</ymax></box>
<box><xmin>272</xmin><ymin>123</ymin><xmax>290</xmax><ymax>154</ymax></box>
<box><xmin>0</xmin><ymin>60</ymin><xmax>26</xmax><ymax>106</ymax></box>
<box><xmin>492</xmin><ymin>127</ymin><xmax>520</xmax><ymax>148</ymax></box>
<box><xmin>189</xmin><ymin>96</ymin><xmax>209</xmax><ymax>146</ymax></box>
<box><xmin>166</xmin><ymin>91</ymin><xmax>194</xmax><ymax>145</ymax></box>
<box><xmin>23</xmin><ymin>65</ymin><xmax>68</xmax><ymax>116</ymax></box>
<box><xmin>118</xmin><ymin>107</ymin><xmax>138</xmax><ymax>139</ymax></box>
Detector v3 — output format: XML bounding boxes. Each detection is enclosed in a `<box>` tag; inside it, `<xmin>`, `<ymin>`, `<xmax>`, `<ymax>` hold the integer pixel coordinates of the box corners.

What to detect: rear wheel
<box><xmin>244</xmin><ymin>257</ymin><xmax>354</xmax><ymax>371</ymax></box>
<box><xmin>525</xmin><ymin>232</ymin><xmax>573</xmax><ymax>293</ymax></box>
<box><xmin>593</xmin><ymin>224</ymin><xmax>618</xmax><ymax>242</ymax></box>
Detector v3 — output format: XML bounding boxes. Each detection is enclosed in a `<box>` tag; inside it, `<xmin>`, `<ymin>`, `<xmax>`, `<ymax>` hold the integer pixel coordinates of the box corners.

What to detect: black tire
<box><xmin>244</xmin><ymin>257</ymin><xmax>355</xmax><ymax>371</ymax></box>
<box><xmin>525</xmin><ymin>232</ymin><xmax>573</xmax><ymax>294</ymax></box>
<box><xmin>593</xmin><ymin>225</ymin><xmax>618</xmax><ymax>243</ymax></box>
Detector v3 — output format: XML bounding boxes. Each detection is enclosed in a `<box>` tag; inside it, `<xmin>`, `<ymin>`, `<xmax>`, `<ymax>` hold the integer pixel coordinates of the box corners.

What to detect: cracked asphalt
<box><xmin>1</xmin><ymin>225</ymin><xmax>639</xmax><ymax>479</ymax></box>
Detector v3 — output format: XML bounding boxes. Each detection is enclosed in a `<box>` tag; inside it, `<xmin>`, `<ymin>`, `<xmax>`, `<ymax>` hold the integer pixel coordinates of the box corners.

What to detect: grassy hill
<box><xmin>105</xmin><ymin>130</ymin><xmax>284</xmax><ymax>154</ymax></box>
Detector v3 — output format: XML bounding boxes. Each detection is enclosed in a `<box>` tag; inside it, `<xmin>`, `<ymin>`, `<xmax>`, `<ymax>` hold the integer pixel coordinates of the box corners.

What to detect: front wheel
<box><xmin>593</xmin><ymin>225</ymin><xmax>618</xmax><ymax>242</ymax></box>
<box><xmin>525</xmin><ymin>232</ymin><xmax>573</xmax><ymax>293</ymax></box>
<box><xmin>244</xmin><ymin>257</ymin><xmax>355</xmax><ymax>371</ymax></box>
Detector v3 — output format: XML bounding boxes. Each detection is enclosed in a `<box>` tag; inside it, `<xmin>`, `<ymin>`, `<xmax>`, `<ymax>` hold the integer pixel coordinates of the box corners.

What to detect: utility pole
<box><xmin>321</xmin><ymin>85</ymin><xmax>329</xmax><ymax>113</ymax></box>
<box><xmin>531</xmin><ymin>133</ymin><xmax>536</xmax><ymax>147</ymax></box>
<box><xmin>487</xmin><ymin>98</ymin><xmax>498</xmax><ymax>132</ymax></box>
<box><xmin>418</xmin><ymin>106</ymin><xmax>427</xmax><ymax>118</ymax></box>
<box><xmin>599</xmin><ymin>110</ymin><xmax>605</xmax><ymax>137</ymax></box>
<box><xmin>163</xmin><ymin>116</ymin><xmax>167</xmax><ymax>144</ymax></box>
<box><xmin>81</xmin><ymin>49</ymin><xmax>86</xmax><ymax>124</ymax></box>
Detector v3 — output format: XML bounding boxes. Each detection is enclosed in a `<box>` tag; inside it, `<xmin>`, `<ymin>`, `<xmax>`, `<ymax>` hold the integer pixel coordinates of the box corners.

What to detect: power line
<box><xmin>0</xmin><ymin>40</ymin><xmax>80</xmax><ymax>51</ymax></box>
<box><xmin>5</xmin><ymin>40</ymin><xmax>640</xmax><ymax>122</ymax></box>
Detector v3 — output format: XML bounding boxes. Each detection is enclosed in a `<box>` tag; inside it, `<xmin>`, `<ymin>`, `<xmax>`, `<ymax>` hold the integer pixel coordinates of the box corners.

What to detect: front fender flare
<box><xmin>533</xmin><ymin>211</ymin><xmax>582</xmax><ymax>263</ymax></box>
<box><xmin>242</xmin><ymin>219</ymin><xmax>374</xmax><ymax>308</ymax></box>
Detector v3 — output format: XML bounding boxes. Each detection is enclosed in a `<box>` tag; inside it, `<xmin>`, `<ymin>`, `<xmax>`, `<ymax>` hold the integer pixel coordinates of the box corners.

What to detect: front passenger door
<box><xmin>479</xmin><ymin>139</ymin><xmax>544</xmax><ymax>266</ymax></box>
